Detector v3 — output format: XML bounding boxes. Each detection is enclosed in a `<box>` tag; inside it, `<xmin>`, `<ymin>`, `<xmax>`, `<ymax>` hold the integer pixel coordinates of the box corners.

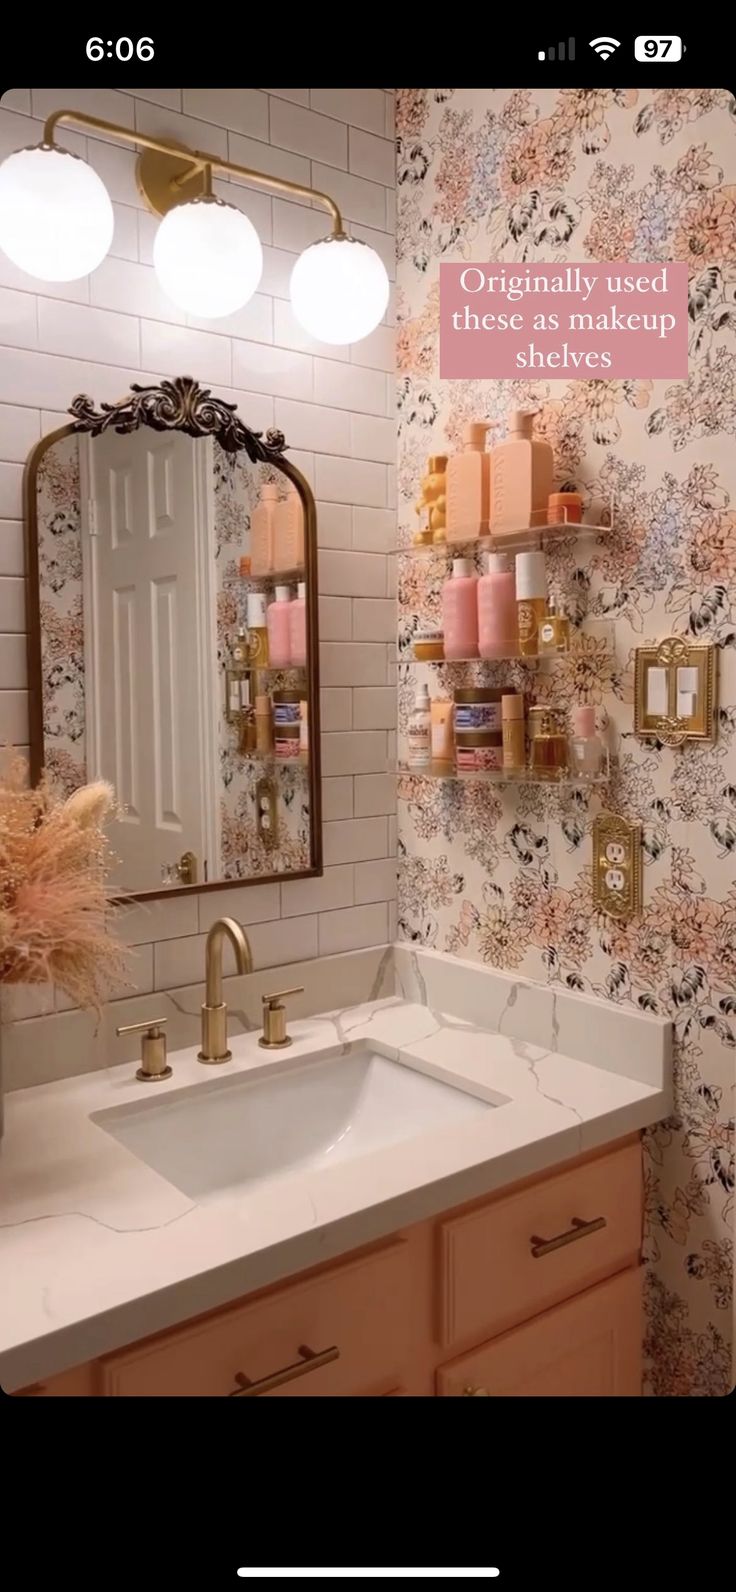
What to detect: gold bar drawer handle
<box><xmin>530</xmin><ymin>1215</ymin><xmax>607</xmax><ymax>1259</ymax></box>
<box><xmin>229</xmin><ymin>1343</ymin><xmax>339</xmax><ymax>1396</ymax></box>
<box><xmin>462</xmin><ymin>1385</ymin><xmax>490</xmax><ymax>1397</ymax></box>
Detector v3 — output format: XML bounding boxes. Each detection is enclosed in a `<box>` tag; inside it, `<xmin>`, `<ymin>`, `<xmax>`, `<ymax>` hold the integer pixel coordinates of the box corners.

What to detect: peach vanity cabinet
<box><xmin>19</xmin><ymin>1136</ymin><xmax>643</xmax><ymax>1398</ymax></box>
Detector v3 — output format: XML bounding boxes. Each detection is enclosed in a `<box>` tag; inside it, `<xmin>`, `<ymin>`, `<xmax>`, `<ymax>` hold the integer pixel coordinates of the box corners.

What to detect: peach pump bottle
<box><xmin>250</xmin><ymin>482</ymin><xmax>278</xmax><ymax>575</ymax></box>
<box><xmin>446</xmin><ymin>422</ymin><xmax>491</xmax><ymax>541</ymax></box>
<box><xmin>490</xmin><ymin>409</ymin><xmax>554</xmax><ymax>535</ymax></box>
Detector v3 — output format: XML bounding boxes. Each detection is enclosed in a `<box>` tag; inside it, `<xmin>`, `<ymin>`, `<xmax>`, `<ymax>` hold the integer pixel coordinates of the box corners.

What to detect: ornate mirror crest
<box><xmin>68</xmin><ymin>375</ymin><xmax>290</xmax><ymax>463</ymax></box>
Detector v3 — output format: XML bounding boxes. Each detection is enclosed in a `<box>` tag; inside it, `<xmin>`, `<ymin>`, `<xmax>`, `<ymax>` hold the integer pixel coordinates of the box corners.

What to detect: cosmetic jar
<box><xmin>273</xmin><ymin>688</ymin><xmax>302</xmax><ymax>725</ymax></box>
<box><xmin>547</xmin><ymin>491</ymin><xmax>583</xmax><ymax>525</ymax></box>
<box><xmin>274</xmin><ymin>724</ymin><xmax>301</xmax><ymax>760</ymax></box>
<box><xmin>455</xmin><ymin>728</ymin><xmax>503</xmax><ymax>772</ymax></box>
<box><xmin>453</xmin><ymin>686</ymin><xmax>503</xmax><ymax>732</ymax></box>
<box><xmin>413</xmin><ymin>625</ymin><xmax>445</xmax><ymax>661</ymax></box>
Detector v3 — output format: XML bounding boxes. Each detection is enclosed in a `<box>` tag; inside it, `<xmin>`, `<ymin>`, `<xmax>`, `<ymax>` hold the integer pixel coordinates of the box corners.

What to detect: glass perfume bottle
<box><xmin>570</xmin><ymin>705</ymin><xmax>603</xmax><ymax>779</ymax></box>
<box><xmin>538</xmin><ymin>599</ymin><xmax>570</xmax><ymax>655</ymax></box>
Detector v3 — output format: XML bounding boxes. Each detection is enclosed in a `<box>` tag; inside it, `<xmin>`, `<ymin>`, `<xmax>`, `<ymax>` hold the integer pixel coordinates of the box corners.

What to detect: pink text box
<box><xmin>439</xmin><ymin>261</ymin><xmax>688</xmax><ymax>380</ymax></box>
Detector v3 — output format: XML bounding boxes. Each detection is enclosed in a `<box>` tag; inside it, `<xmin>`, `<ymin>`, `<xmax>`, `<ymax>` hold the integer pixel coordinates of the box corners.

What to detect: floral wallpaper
<box><xmin>396</xmin><ymin>87</ymin><xmax>735</xmax><ymax>1396</ymax></box>
<box><xmin>213</xmin><ymin>451</ymin><xmax>310</xmax><ymax>879</ymax></box>
<box><xmin>36</xmin><ymin>434</ymin><xmax>86</xmax><ymax>798</ymax></box>
<box><xmin>35</xmin><ymin>438</ymin><xmax>311</xmax><ymax>880</ymax></box>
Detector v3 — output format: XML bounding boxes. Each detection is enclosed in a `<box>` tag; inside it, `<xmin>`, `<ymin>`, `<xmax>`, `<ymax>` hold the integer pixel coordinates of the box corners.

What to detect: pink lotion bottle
<box><xmin>478</xmin><ymin>552</ymin><xmax>519</xmax><ymax>659</ymax></box>
<box><xmin>289</xmin><ymin>580</ymin><xmax>307</xmax><ymax>667</ymax></box>
<box><xmin>266</xmin><ymin>585</ymin><xmax>293</xmax><ymax>669</ymax></box>
<box><xmin>442</xmin><ymin>557</ymin><xmax>479</xmax><ymax>660</ymax></box>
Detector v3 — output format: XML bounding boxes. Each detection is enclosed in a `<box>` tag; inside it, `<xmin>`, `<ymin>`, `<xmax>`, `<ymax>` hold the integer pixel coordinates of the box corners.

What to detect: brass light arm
<box><xmin>41</xmin><ymin>107</ymin><xmax>344</xmax><ymax>234</ymax></box>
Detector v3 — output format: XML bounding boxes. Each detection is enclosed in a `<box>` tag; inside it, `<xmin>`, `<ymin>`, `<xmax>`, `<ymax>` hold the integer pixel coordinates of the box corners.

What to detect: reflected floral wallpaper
<box><xmin>213</xmin><ymin>451</ymin><xmax>310</xmax><ymax>880</ymax></box>
<box><xmin>396</xmin><ymin>87</ymin><xmax>735</xmax><ymax>1395</ymax></box>
<box><xmin>36</xmin><ymin>434</ymin><xmax>85</xmax><ymax>798</ymax></box>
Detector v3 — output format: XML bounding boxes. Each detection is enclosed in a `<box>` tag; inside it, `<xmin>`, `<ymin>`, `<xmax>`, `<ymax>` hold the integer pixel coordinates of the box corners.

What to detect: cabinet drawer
<box><xmin>99</xmin><ymin>1240</ymin><xmax>411</xmax><ymax>1396</ymax></box>
<box><xmin>437</xmin><ymin>1268</ymin><xmax>642</xmax><ymax>1397</ymax></box>
<box><xmin>438</xmin><ymin>1140</ymin><xmax>642</xmax><ymax>1348</ymax></box>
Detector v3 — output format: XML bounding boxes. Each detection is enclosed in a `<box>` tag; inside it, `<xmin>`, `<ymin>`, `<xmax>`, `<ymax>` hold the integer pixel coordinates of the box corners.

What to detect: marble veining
<box><xmin>0</xmin><ymin>946</ymin><xmax>671</xmax><ymax>1389</ymax></box>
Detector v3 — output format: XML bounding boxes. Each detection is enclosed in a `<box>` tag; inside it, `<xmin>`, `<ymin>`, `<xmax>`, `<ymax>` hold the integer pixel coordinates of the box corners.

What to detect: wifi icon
<box><xmin>589</xmin><ymin>35</ymin><xmax>621</xmax><ymax>59</ymax></box>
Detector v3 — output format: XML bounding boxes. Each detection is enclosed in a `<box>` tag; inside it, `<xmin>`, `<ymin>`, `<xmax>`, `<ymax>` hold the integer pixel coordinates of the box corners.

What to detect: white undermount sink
<box><xmin>91</xmin><ymin>1041</ymin><xmax>493</xmax><ymax>1199</ymax></box>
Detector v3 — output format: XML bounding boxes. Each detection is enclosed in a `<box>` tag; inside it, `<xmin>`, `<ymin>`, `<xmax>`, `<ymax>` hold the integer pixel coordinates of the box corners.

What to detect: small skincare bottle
<box><xmin>570</xmin><ymin>705</ymin><xmax>603</xmax><ymax>778</ymax></box>
<box><xmin>501</xmin><ymin>693</ymin><xmax>525</xmax><ymax>772</ymax></box>
<box><xmin>538</xmin><ymin>598</ymin><xmax>570</xmax><ymax>655</ymax></box>
<box><xmin>515</xmin><ymin>550</ymin><xmax>547</xmax><ymax>658</ymax></box>
<box><xmin>246</xmin><ymin>592</ymin><xmax>269</xmax><ymax>668</ymax></box>
<box><xmin>407</xmin><ymin>683</ymin><xmax>432</xmax><ymax>768</ymax></box>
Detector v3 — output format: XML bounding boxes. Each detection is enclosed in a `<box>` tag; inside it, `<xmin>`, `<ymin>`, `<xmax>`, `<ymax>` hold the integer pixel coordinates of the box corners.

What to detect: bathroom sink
<box><xmin>91</xmin><ymin>1042</ymin><xmax>492</xmax><ymax>1199</ymax></box>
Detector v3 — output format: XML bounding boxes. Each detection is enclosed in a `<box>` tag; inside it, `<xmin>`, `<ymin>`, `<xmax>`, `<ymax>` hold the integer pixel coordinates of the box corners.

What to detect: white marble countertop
<box><xmin>0</xmin><ymin>974</ymin><xmax>670</xmax><ymax>1391</ymax></box>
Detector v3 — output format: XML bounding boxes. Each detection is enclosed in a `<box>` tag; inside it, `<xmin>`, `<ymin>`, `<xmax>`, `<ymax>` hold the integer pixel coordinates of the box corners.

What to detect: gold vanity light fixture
<box><xmin>592</xmin><ymin>812</ymin><xmax>643</xmax><ymax>922</ymax></box>
<box><xmin>634</xmin><ymin>636</ymin><xmax>717</xmax><ymax>747</ymax></box>
<box><xmin>0</xmin><ymin>107</ymin><xmax>389</xmax><ymax>339</ymax></box>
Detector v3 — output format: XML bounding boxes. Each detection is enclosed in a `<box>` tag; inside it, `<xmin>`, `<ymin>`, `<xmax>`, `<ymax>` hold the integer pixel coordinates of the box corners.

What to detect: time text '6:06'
<box><xmin>86</xmin><ymin>37</ymin><xmax>154</xmax><ymax>60</ymax></box>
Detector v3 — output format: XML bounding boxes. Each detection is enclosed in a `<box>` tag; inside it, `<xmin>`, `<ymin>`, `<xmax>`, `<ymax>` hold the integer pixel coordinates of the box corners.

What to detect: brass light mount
<box><xmin>42</xmin><ymin>108</ymin><xmax>344</xmax><ymax>230</ymax></box>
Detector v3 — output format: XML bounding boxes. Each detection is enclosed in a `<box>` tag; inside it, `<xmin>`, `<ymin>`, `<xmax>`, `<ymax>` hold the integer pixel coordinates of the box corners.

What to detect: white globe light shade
<box><xmin>153</xmin><ymin>196</ymin><xmax>263</xmax><ymax>319</ymax></box>
<box><xmin>290</xmin><ymin>235</ymin><xmax>390</xmax><ymax>345</ymax></box>
<box><xmin>0</xmin><ymin>144</ymin><xmax>114</xmax><ymax>281</ymax></box>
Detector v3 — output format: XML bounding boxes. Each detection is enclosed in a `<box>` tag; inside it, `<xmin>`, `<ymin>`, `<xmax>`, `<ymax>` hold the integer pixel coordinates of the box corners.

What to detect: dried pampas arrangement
<box><xmin>0</xmin><ymin>754</ymin><xmax>130</xmax><ymax>1013</ymax></box>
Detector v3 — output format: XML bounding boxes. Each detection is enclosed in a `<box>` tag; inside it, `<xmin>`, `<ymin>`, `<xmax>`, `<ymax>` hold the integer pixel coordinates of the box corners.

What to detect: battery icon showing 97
<box><xmin>634</xmin><ymin>35</ymin><xmax>684</xmax><ymax>60</ymax></box>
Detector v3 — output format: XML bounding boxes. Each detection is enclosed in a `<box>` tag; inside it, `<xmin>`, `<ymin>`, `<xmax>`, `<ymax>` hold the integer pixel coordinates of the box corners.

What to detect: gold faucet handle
<box><xmin>115</xmin><ymin>1018</ymin><xmax>171</xmax><ymax>1082</ymax></box>
<box><xmin>262</xmin><ymin>987</ymin><xmax>304</xmax><ymax>1009</ymax></box>
<box><xmin>259</xmin><ymin>987</ymin><xmax>304</xmax><ymax>1050</ymax></box>
<box><xmin>116</xmin><ymin>1018</ymin><xmax>168</xmax><ymax>1037</ymax></box>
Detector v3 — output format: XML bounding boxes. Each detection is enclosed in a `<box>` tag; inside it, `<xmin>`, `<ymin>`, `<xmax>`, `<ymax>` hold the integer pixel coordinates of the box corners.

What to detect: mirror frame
<box><xmin>23</xmin><ymin>376</ymin><xmax>322</xmax><ymax>900</ymax></box>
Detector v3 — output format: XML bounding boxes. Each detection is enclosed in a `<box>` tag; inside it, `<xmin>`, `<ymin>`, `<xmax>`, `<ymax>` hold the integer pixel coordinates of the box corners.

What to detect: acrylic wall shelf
<box><xmin>223</xmin><ymin>566</ymin><xmax>305</xmax><ymax>588</ymax></box>
<box><xmin>398</xmin><ymin>523</ymin><xmax>611</xmax><ymax>559</ymax></box>
<box><xmin>237</xmin><ymin>751</ymin><xmax>309</xmax><ymax>768</ymax></box>
<box><xmin>397</xmin><ymin>760</ymin><xmax>609</xmax><ymax>791</ymax></box>
<box><xmin>401</xmin><ymin>650</ymin><xmax>609</xmax><ymax>669</ymax></box>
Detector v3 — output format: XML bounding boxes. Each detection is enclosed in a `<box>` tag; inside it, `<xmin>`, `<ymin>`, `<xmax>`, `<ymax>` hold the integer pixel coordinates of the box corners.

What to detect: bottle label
<box><xmin>517</xmin><ymin>601</ymin><xmax>537</xmax><ymax>642</ymax></box>
<box><xmin>407</xmin><ymin>725</ymin><xmax>431</xmax><ymax>766</ymax></box>
<box><xmin>540</xmin><ymin>622</ymin><xmax>555</xmax><ymax>644</ymax></box>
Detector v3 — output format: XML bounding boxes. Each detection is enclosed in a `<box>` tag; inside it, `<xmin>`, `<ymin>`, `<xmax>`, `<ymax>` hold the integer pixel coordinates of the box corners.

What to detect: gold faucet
<box><xmin>198</xmin><ymin>917</ymin><xmax>253</xmax><ymax>1064</ymax></box>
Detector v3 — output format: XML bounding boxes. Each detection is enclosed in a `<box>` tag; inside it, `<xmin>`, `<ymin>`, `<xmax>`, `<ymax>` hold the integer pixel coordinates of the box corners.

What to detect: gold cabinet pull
<box><xmin>229</xmin><ymin>1343</ymin><xmax>339</xmax><ymax>1396</ymax></box>
<box><xmin>462</xmin><ymin>1385</ymin><xmax>490</xmax><ymax>1397</ymax></box>
<box><xmin>530</xmin><ymin>1215</ymin><xmax>606</xmax><ymax>1259</ymax></box>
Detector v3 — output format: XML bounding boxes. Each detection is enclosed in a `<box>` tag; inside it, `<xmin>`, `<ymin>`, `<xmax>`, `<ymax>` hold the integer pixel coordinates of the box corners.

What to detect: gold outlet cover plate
<box><xmin>593</xmin><ymin>812</ymin><xmax>643</xmax><ymax>922</ymax></box>
<box><xmin>256</xmin><ymin>775</ymin><xmax>278</xmax><ymax>852</ymax></box>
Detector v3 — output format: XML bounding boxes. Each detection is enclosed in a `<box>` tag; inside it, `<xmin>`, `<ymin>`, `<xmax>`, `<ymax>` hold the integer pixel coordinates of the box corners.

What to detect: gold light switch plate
<box><xmin>634</xmin><ymin>637</ymin><xmax>716</xmax><ymax>746</ymax></box>
<box><xmin>592</xmin><ymin>813</ymin><xmax>642</xmax><ymax>922</ymax></box>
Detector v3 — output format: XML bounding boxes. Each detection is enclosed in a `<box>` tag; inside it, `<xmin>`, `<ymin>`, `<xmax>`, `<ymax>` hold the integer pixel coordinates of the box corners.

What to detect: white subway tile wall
<box><xmin>0</xmin><ymin>87</ymin><xmax>397</xmax><ymax>1080</ymax></box>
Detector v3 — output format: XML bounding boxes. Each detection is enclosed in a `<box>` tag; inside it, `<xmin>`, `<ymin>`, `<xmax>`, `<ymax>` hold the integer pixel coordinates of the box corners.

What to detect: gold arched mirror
<box><xmin>23</xmin><ymin>376</ymin><xmax>321</xmax><ymax>899</ymax></box>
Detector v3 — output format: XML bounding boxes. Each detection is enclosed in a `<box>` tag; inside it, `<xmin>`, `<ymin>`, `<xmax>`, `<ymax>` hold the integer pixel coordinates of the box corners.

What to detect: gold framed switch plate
<box><xmin>634</xmin><ymin>637</ymin><xmax>716</xmax><ymax>746</ymax></box>
<box><xmin>593</xmin><ymin>813</ymin><xmax>643</xmax><ymax>922</ymax></box>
